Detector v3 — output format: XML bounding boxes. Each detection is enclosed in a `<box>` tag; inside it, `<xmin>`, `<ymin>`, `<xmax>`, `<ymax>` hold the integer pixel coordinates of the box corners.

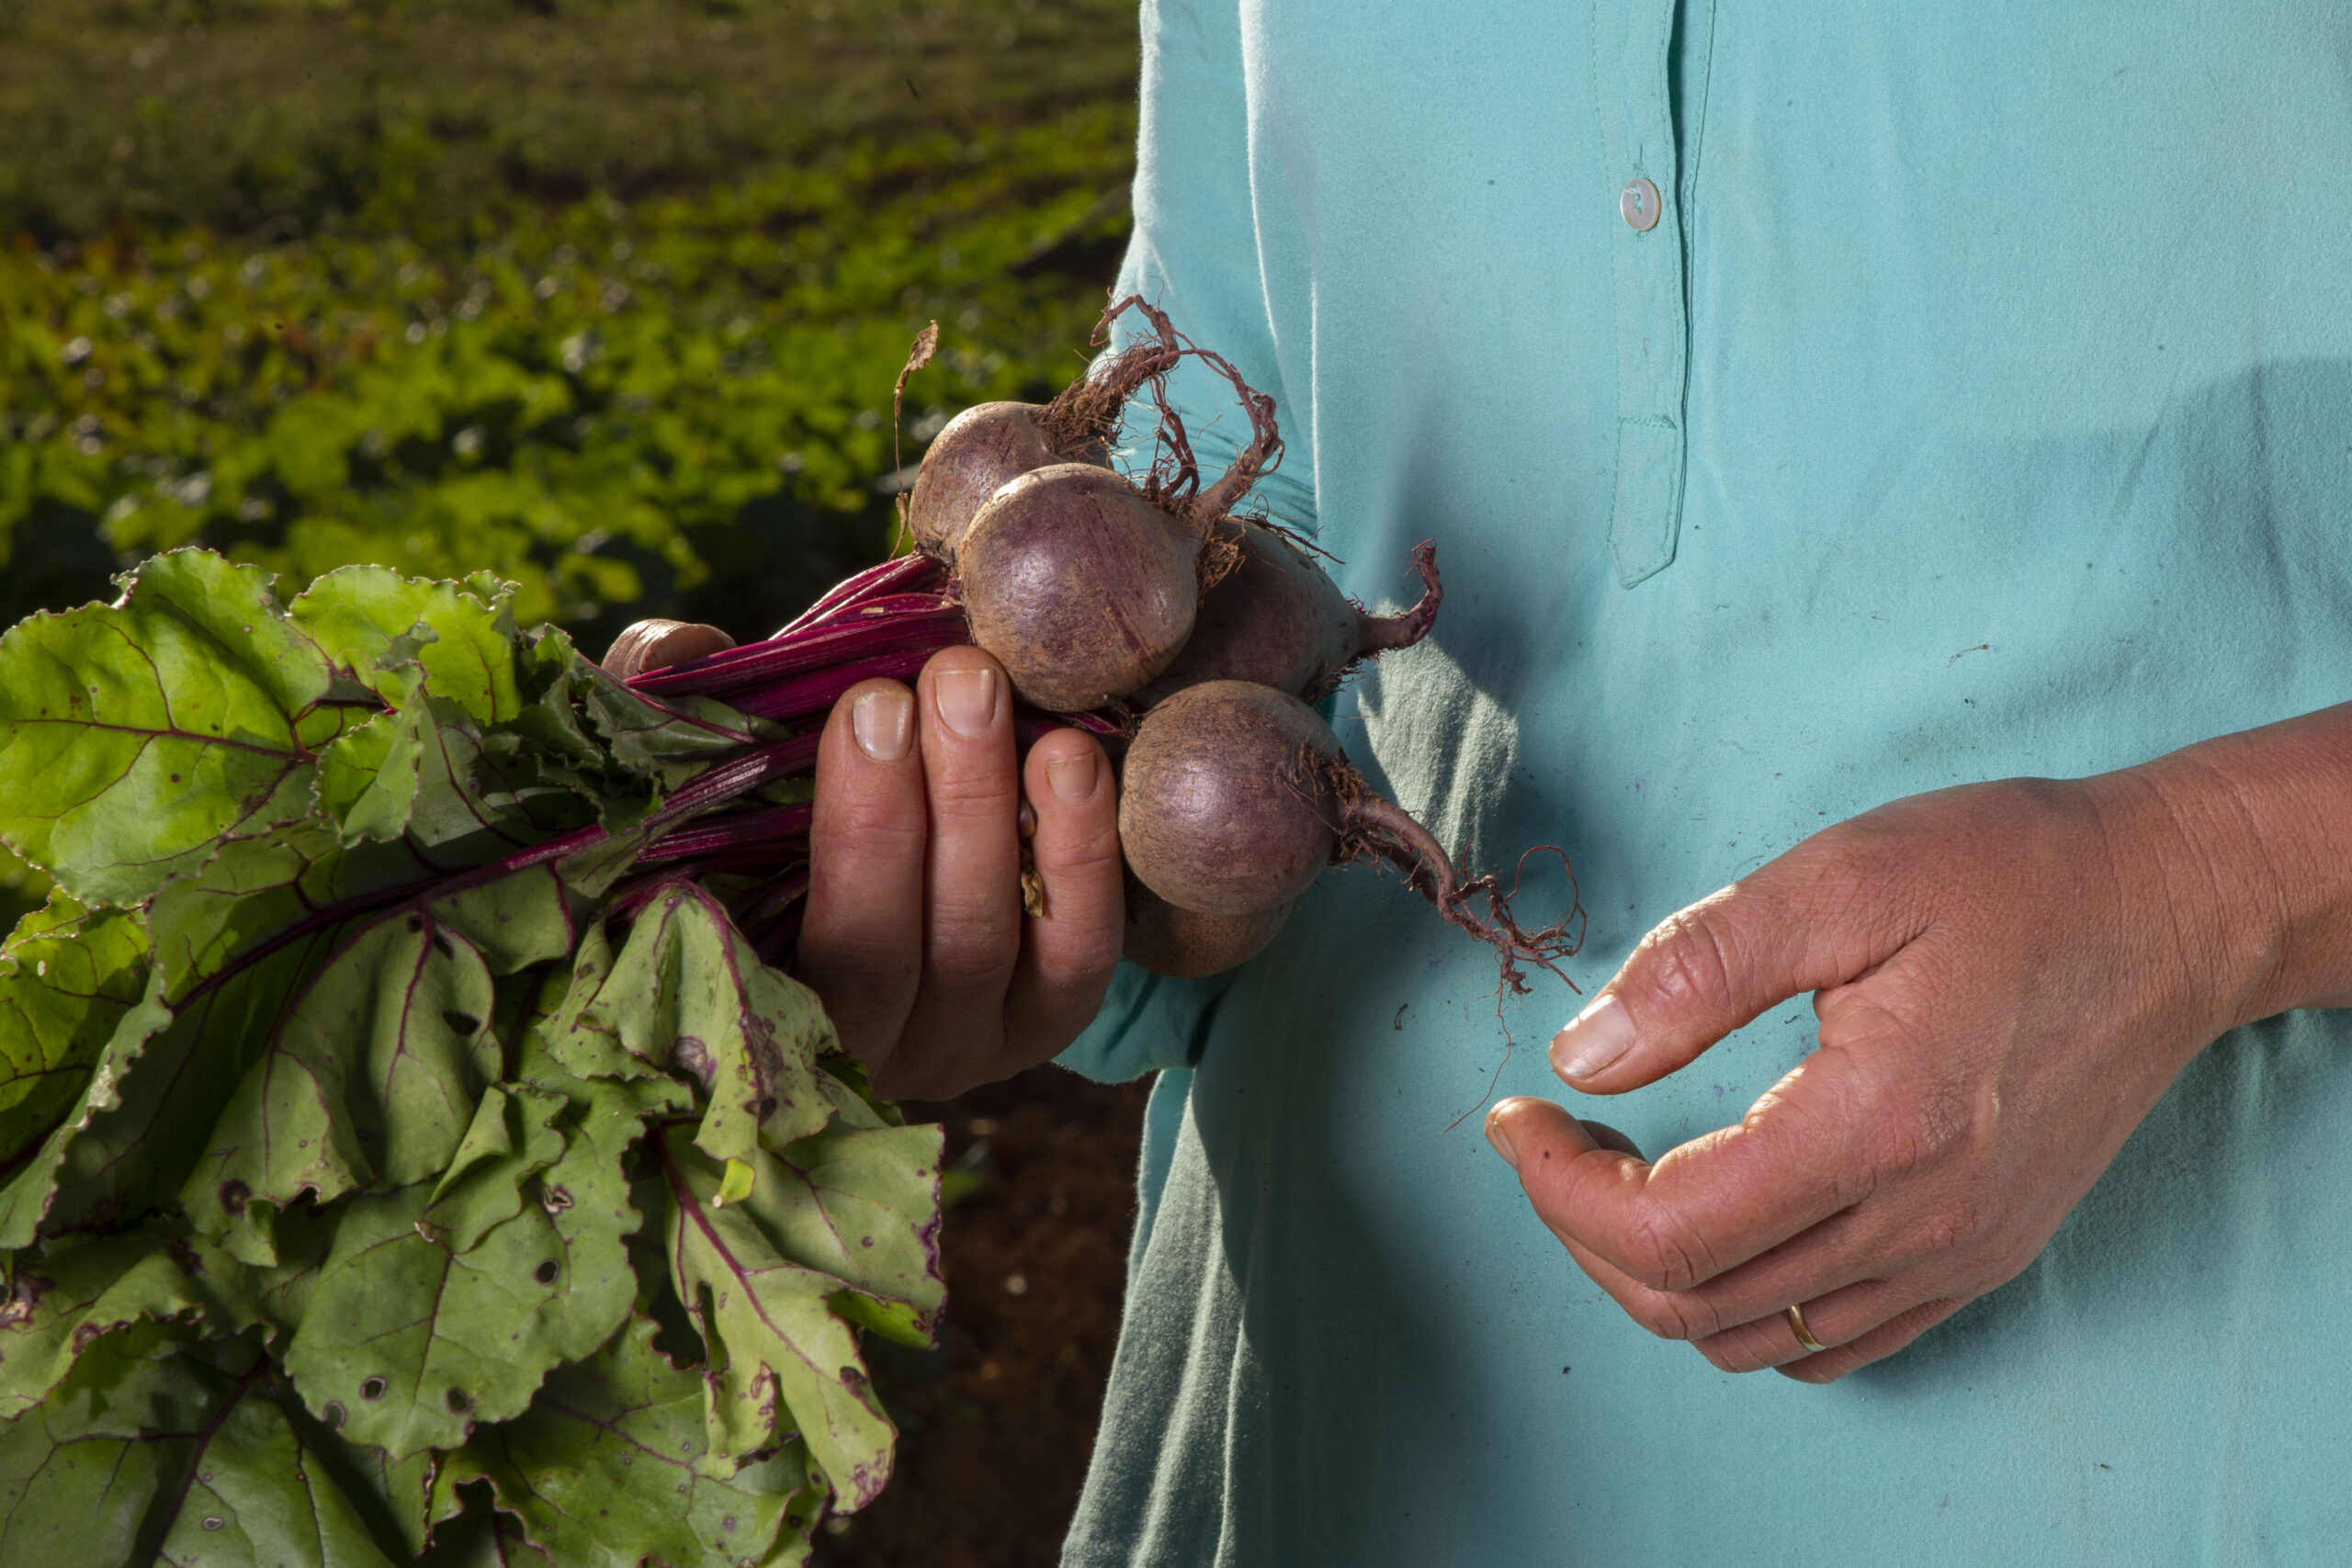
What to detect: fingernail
<box><xmin>934</xmin><ymin>667</ymin><xmax>998</xmax><ymax>739</ymax></box>
<box><xmin>1551</xmin><ymin>993</ymin><xmax>1636</xmax><ymax>1084</ymax></box>
<box><xmin>1483</xmin><ymin>1102</ymin><xmax>1519</xmax><ymax>1168</ymax></box>
<box><xmin>1046</xmin><ymin>750</ymin><xmax>1096</xmax><ymax>804</ymax></box>
<box><xmin>851</xmin><ymin>686</ymin><xmax>913</xmax><ymax>761</ymax></box>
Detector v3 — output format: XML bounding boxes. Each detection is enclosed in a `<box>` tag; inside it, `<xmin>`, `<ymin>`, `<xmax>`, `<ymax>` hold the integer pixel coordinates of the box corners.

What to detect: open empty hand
<box><xmin>1487</xmin><ymin>708</ymin><xmax>2352</xmax><ymax>1381</ymax></box>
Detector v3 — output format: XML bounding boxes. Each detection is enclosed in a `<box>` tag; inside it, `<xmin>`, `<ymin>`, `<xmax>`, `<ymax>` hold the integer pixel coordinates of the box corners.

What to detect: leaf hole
<box><xmin>535</xmin><ymin>1260</ymin><xmax>560</xmax><ymax>1285</ymax></box>
<box><xmin>447</xmin><ymin>1387</ymin><xmax>470</xmax><ymax>1413</ymax></box>
<box><xmin>431</xmin><ymin>931</ymin><xmax>455</xmax><ymax>960</ymax></box>
<box><xmin>442</xmin><ymin>1010</ymin><xmax>481</xmax><ymax>1035</ymax></box>
<box><xmin>360</xmin><ymin>1376</ymin><xmax>388</xmax><ymax>1401</ymax></box>
<box><xmin>405</xmin><ymin>914</ymin><xmax>425</xmax><ymax>933</ymax></box>
<box><xmin>322</xmin><ymin>1401</ymin><xmax>346</xmax><ymax>1429</ymax></box>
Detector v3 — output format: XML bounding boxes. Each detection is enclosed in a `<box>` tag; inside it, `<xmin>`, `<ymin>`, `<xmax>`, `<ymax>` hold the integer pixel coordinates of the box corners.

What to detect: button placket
<box><xmin>1592</xmin><ymin>0</ymin><xmax>1691</xmax><ymax>587</ymax></box>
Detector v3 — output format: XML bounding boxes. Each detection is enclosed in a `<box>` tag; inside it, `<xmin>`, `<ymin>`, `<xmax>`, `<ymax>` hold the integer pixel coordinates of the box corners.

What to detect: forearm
<box><xmin>2108</xmin><ymin>700</ymin><xmax>2352</xmax><ymax>1030</ymax></box>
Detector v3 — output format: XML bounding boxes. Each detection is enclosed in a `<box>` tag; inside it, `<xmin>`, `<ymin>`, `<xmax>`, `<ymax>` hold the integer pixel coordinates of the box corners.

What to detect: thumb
<box><xmin>1551</xmin><ymin>854</ymin><xmax>1905</xmax><ymax>1094</ymax></box>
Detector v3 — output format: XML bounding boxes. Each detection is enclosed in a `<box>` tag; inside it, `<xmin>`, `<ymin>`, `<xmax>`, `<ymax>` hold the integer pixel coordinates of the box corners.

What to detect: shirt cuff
<box><xmin>1052</xmin><ymin>960</ymin><xmax>1239</xmax><ymax>1084</ymax></box>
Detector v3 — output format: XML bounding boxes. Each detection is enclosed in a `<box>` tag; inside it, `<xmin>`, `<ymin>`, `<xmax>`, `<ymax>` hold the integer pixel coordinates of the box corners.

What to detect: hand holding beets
<box><xmin>605</xmin><ymin>299</ymin><xmax>1583</xmax><ymax>1096</ymax></box>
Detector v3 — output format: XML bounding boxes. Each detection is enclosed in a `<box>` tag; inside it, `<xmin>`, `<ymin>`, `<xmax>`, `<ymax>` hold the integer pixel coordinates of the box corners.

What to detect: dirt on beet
<box><xmin>813</xmin><ymin>1066</ymin><xmax>1154</xmax><ymax>1568</ymax></box>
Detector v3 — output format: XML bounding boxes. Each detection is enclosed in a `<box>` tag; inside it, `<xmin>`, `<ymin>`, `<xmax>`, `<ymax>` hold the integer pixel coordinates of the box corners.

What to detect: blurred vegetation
<box><xmin>0</xmin><ymin>0</ymin><xmax>1138</xmax><ymax>637</ymax></box>
<box><xmin>0</xmin><ymin>0</ymin><xmax>1141</xmax><ymax>926</ymax></box>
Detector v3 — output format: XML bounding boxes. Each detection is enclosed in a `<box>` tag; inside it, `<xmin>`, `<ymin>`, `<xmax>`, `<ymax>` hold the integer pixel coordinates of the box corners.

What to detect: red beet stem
<box><xmin>728</xmin><ymin>646</ymin><xmax>942</xmax><ymax>723</ymax></box>
<box><xmin>629</xmin><ymin>607</ymin><xmax>966</xmax><ymax>699</ymax></box>
<box><xmin>640</xmin><ymin>803</ymin><xmax>814</xmax><ymax>865</ymax></box>
<box><xmin>774</xmin><ymin>553</ymin><xmax>945</xmax><ymax>638</ymax></box>
<box><xmin>655</xmin><ymin>731</ymin><xmax>822</xmax><ymax>820</ymax></box>
<box><xmin>1361</xmin><ymin>542</ymin><xmax>1442</xmax><ymax>654</ymax></box>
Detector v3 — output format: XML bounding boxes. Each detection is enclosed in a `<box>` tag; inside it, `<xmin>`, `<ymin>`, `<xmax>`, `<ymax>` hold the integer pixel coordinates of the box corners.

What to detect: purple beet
<box><xmin>956</xmin><ymin>463</ymin><xmax>1204</xmax><ymax>713</ymax></box>
<box><xmin>1135</xmin><ymin>525</ymin><xmax>1442</xmax><ymax>706</ymax></box>
<box><xmin>1118</xmin><ymin>680</ymin><xmax>1578</xmax><ymax>992</ymax></box>
<box><xmin>955</xmin><ymin>318</ymin><xmax>1287</xmax><ymax>714</ymax></box>
<box><xmin>903</xmin><ymin>297</ymin><xmax>1182</xmax><ymax>563</ymax></box>
<box><xmin>1123</xmin><ymin>875</ymin><xmax>1293</xmax><ymax>978</ymax></box>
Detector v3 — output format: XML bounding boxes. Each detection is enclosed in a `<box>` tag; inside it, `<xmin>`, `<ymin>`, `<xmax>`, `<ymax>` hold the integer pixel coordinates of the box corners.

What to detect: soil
<box><xmin>814</xmin><ymin>1066</ymin><xmax>1155</xmax><ymax>1568</ymax></box>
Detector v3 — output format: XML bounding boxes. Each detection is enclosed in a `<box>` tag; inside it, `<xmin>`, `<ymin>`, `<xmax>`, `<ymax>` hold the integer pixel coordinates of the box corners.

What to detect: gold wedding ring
<box><xmin>1784</xmin><ymin>1303</ymin><xmax>1828</xmax><ymax>1354</ymax></box>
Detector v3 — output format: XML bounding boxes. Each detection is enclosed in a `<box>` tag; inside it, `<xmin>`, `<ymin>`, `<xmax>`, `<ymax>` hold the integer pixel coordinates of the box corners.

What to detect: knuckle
<box><xmin>1634</xmin><ymin>907</ymin><xmax>1744</xmax><ymax>1017</ymax></box>
<box><xmin>1041</xmin><ymin>821</ymin><xmax>1125</xmax><ymax>884</ymax></box>
<box><xmin>1700</xmin><ymin>1334</ymin><xmax>1770</xmax><ymax>1374</ymax></box>
<box><xmin>1623</xmin><ymin>1210</ymin><xmax>1719</xmax><ymax>1293</ymax></box>
<box><xmin>1911</xmin><ymin>1196</ymin><xmax>1995</xmax><ymax>1256</ymax></box>
<box><xmin>1629</xmin><ymin>1292</ymin><xmax>1717</xmax><ymax>1343</ymax></box>
<box><xmin>927</xmin><ymin>763</ymin><xmax>1018</xmax><ymax>819</ymax></box>
<box><xmin>821</xmin><ymin>793</ymin><xmax>928</xmax><ymax>853</ymax></box>
<box><xmin>924</xmin><ymin>909</ymin><xmax>1021</xmax><ymax>990</ymax></box>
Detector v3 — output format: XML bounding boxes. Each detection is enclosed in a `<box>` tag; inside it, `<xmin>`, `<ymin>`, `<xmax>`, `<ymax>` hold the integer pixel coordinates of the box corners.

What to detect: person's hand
<box><xmin>1484</xmin><ymin>714</ymin><xmax>2352</xmax><ymax>1382</ymax></box>
<box><xmin>602</xmin><ymin>621</ymin><xmax>1124</xmax><ymax>1100</ymax></box>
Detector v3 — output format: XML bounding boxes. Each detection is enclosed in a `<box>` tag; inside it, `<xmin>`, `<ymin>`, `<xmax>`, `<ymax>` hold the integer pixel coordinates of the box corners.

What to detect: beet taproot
<box><xmin>956</xmin><ymin>463</ymin><xmax>1204</xmax><ymax>712</ymax></box>
<box><xmin>1118</xmin><ymin>680</ymin><xmax>1579</xmax><ymax>992</ymax></box>
<box><xmin>1136</xmin><ymin>525</ymin><xmax>1442</xmax><ymax>706</ymax></box>
<box><xmin>953</xmin><ymin>314</ymin><xmax>1286</xmax><ymax>712</ymax></box>
<box><xmin>903</xmin><ymin>296</ymin><xmax>1183</xmax><ymax>562</ymax></box>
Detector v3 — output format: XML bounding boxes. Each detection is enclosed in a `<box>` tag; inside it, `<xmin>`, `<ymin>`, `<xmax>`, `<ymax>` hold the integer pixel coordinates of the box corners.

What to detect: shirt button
<box><xmin>1621</xmin><ymin>175</ymin><xmax>1661</xmax><ymax>232</ymax></box>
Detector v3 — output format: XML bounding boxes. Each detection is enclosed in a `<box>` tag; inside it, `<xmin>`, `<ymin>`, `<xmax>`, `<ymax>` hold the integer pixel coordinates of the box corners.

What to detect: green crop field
<box><xmin>0</xmin><ymin>0</ymin><xmax>1141</xmax><ymax>927</ymax></box>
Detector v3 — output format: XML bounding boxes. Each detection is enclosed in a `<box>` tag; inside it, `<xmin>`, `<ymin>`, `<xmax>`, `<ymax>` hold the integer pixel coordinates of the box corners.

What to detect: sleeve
<box><xmin>1101</xmin><ymin>0</ymin><xmax>1316</xmax><ymax>536</ymax></box>
<box><xmin>1055</xmin><ymin>0</ymin><xmax>1306</xmax><ymax>1085</ymax></box>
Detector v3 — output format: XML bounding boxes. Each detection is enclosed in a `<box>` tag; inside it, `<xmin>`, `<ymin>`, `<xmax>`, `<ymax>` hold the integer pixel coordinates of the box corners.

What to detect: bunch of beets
<box><xmin>618</xmin><ymin>299</ymin><xmax>1581</xmax><ymax>990</ymax></box>
<box><xmin>0</xmin><ymin>301</ymin><xmax>1576</xmax><ymax>1566</ymax></box>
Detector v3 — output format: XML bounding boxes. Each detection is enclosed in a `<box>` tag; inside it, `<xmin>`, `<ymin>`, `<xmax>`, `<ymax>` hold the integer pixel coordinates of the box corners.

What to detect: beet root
<box><xmin>957</xmin><ymin>463</ymin><xmax>1204</xmax><ymax>712</ymax></box>
<box><xmin>1118</xmin><ymin>681</ymin><xmax>1340</xmax><ymax>915</ymax></box>
<box><xmin>1119</xmin><ymin>679</ymin><xmax>1581</xmax><ymax>995</ymax></box>
<box><xmin>905</xmin><ymin>402</ymin><xmax>1073</xmax><ymax>562</ymax></box>
<box><xmin>902</xmin><ymin>297</ymin><xmax>1183</xmax><ymax>563</ymax></box>
<box><xmin>1136</xmin><ymin>525</ymin><xmax>1442</xmax><ymax>705</ymax></box>
<box><xmin>1123</xmin><ymin>874</ymin><xmax>1293</xmax><ymax>978</ymax></box>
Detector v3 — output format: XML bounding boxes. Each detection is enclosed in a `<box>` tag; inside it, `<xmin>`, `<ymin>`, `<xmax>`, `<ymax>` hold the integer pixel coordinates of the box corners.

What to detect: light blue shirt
<box><xmin>1059</xmin><ymin>2</ymin><xmax>2352</xmax><ymax>1562</ymax></box>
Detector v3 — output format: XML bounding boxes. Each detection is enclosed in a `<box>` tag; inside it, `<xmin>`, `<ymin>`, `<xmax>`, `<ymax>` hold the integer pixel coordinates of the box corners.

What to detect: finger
<box><xmin>1001</xmin><ymin>729</ymin><xmax>1124</xmax><ymax>1062</ymax></box>
<box><xmin>1549</xmin><ymin>834</ymin><xmax>1923</xmax><ymax>1095</ymax></box>
<box><xmin>1776</xmin><ymin>1297</ymin><xmax>1965</xmax><ymax>1384</ymax></box>
<box><xmin>1487</xmin><ymin>1088</ymin><xmax>1878</xmax><ymax>1292</ymax></box>
<box><xmin>797</xmin><ymin>679</ymin><xmax>926</xmax><ymax>1072</ymax></box>
<box><xmin>885</xmin><ymin>648</ymin><xmax>1025</xmax><ymax>1093</ymax></box>
<box><xmin>601</xmin><ymin>619</ymin><xmax>735</xmax><ymax>679</ymax></box>
<box><xmin>1691</xmin><ymin>1276</ymin><xmax>1950</xmax><ymax>1373</ymax></box>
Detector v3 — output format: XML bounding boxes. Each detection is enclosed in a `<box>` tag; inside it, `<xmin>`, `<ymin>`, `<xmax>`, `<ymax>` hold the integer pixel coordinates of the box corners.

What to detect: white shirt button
<box><xmin>1621</xmin><ymin>176</ymin><xmax>1661</xmax><ymax>232</ymax></box>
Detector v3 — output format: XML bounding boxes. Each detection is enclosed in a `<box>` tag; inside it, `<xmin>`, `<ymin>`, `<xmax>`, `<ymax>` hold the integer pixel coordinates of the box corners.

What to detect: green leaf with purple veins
<box><xmin>0</xmin><ymin>973</ymin><xmax>175</xmax><ymax>1249</ymax></box>
<box><xmin>762</xmin><ymin>1115</ymin><xmax>945</xmax><ymax>1348</ymax></box>
<box><xmin>287</xmin><ymin>566</ymin><xmax>524</xmax><ymax>728</ymax></box>
<box><xmin>571</xmin><ymin>883</ymin><xmax>836</xmax><ymax>1163</ymax></box>
<box><xmin>177</xmin><ymin>907</ymin><xmax>501</xmax><ymax>1241</ymax></box>
<box><xmin>424</xmin><ymin>1085</ymin><xmax>570</xmax><ymax>1254</ymax></box>
<box><xmin>281</xmin><ymin>1180</ymin><xmax>594</xmax><ymax>1461</ymax></box>
<box><xmin>655</xmin><ymin>1125</ymin><xmax>899</xmax><ymax>1506</ymax></box>
<box><xmin>0</xmin><ymin>893</ymin><xmax>151</xmax><ymax>1171</ymax></box>
<box><xmin>0</xmin><ymin>550</ymin><xmax>364</xmax><ymax>906</ymax></box>
<box><xmin>428</xmin><ymin>1314</ymin><xmax>818</xmax><ymax>1568</ymax></box>
<box><xmin>0</xmin><ymin>1325</ymin><xmax>409</xmax><ymax>1567</ymax></box>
